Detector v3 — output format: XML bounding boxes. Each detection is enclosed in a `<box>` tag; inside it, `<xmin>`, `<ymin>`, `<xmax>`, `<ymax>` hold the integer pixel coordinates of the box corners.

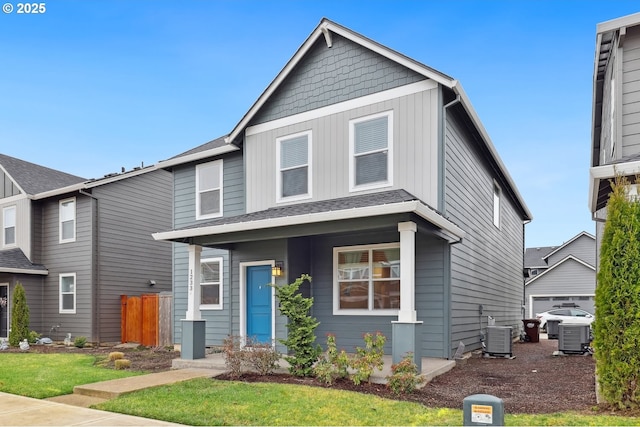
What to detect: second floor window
<box><xmin>350</xmin><ymin>111</ymin><xmax>393</xmax><ymax>191</ymax></box>
<box><xmin>196</xmin><ymin>160</ymin><xmax>223</xmax><ymax>220</ymax></box>
<box><xmin>3</xmin><ymin>206</ymin><xmax>15</xmax><ymax>247</ymax></box>
<box><xmin>59</xmin><ymin>198</ymin><xmax>76</xmax><ymax>243</ymax></box>
<box><xmin>493</xmin><ymin>183</ymin><xmax>501</xmax><ymax>228</ymax></box>
<box><xmin>277</xmin><ymin>131</ymin><xmax>311</xmax><ymax>201</ymax></box>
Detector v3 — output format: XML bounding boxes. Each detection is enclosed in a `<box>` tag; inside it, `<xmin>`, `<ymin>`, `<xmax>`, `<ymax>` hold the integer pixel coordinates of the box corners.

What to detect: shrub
<box><xmin>245</xmin><ymin>338</ymin><xmax>280</xmax><ymax>375</ymax></box>
<box><xmin>349</xmin><ymin>332</ymin><xmax>386</xmax><ymax>385</ymax></box>
<box><xmin>9</xmin><ymin>283</ymin><xmax>30</xmax><ymax>347</ymax></box>
<box><xmin>28</xmin><ymin>330</ymin><xmax>41</xmax><ymax>344</ymax></box>
<box><xmin>108</xmin><ymin>351</ymin><xmax>125</xmax><ymax>361</ymax></box>
<box><xmin>222</xmin><ymin>335</ymin><xmax>245</xmax><ymax>377</ymax></box>
<box><xmin>594</xmin><ymin>175</ymin><xmax>640</xmax><ymax>409</ymax></box>
<box><xmin>272</xmin><ymin>274</ymin><xmax>321</xmax><ymax>377</ymax></box>
<box><xmin>387</xmin><ymin>353</ymin><xmax>423</xmax><ymax>395</ymax></box>
<box><xmin>74</xmin><ymin>336</ymin><xmax>87</xmax><ymax>348</ymax></box>
<box><xmin>313</xmin><ymin>334</ymin><xmax>349</xmax><ymax>385</ymax></box>
<box><xmin>115</xmin><ymin>359</ymin><xmax>131</xmax><ymax>370</ymax></box>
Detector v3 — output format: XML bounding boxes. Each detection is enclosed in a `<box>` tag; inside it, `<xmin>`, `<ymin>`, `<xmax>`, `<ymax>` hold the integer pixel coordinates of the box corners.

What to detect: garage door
<box><xmin>532</xmin><ymin>296</ymin><xmax>595</xmax><ymax>316</ymax></box>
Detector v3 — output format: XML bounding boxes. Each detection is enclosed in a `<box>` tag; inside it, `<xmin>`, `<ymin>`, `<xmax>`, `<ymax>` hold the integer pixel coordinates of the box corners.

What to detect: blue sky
<box><xmin>1</xmin><ymin>1</ymin><xmax>639</xmax><ymax>248</ymax></box>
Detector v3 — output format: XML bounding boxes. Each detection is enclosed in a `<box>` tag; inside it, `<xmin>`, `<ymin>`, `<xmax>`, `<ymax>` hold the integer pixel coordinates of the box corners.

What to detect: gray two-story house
<box><xmin>0</xmin><ymin>154</ymin><xmax>172</xmax><ymax>344</ymax></box>
<box><xmin>590</xmin><ymin>12</ymin><xmax>640</xmax><ymax>253</ymax></box>
<box><xmin>154</xmin><ymin>18</ymin><xmax>532</xmax><ymax>362</ymax></box>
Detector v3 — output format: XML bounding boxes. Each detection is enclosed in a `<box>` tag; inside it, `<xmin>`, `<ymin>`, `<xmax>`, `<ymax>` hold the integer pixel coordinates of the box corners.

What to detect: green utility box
<box><xmin>463</xmin><ymin>394</ymin><xmax>504</xmax><ymax>426</ymax></box>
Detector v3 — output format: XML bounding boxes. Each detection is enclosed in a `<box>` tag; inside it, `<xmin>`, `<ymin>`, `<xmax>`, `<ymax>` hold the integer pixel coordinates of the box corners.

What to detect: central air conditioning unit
<box><xmin>558</xmin><ymin>324</ymin><xmax>591</xmax><ymax>354</ymax></box>
<box><xmin>484</xmin><ymin>326</ymin><xmax>513</xmax><ymax>357</ymax></box>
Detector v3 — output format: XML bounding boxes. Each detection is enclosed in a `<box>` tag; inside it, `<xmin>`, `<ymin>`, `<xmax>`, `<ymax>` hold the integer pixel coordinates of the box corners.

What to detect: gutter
<box><xmin>79</xmin><ymin>189</ymin><xmax>101</xmax><ymax>346</ymax></box>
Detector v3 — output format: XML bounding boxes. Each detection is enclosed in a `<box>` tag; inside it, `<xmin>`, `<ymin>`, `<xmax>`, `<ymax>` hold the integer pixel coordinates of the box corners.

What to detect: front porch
<box><xmin>171</xmin><ymin>352</ymin><xmax>457</xmax><ymax>385</ymax></box>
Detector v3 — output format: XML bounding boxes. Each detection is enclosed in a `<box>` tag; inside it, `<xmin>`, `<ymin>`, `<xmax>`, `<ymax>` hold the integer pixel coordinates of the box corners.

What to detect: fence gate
<box><xmin>121</xmin><ymin>294</ymin><xmax>161</xmax><ymax>346</ymax></box>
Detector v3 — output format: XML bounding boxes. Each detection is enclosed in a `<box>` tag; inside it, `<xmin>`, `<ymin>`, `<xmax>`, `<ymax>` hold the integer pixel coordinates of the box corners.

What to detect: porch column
<box><xmin>182</xmin><ymin>244</ymin><xmax>205</xmax><ymax>359</ymax></box>
<box><xmin>392</xmin><ymin>221</ymin><xmax>422</xmax><ymax>370</ymax></box>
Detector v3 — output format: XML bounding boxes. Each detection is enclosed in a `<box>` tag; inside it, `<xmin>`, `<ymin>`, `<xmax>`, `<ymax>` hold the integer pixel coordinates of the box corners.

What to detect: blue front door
<box><xmin>246</xmin><ymin>265</ymin><xmax>272</xmax><ymax>344</ymax></box>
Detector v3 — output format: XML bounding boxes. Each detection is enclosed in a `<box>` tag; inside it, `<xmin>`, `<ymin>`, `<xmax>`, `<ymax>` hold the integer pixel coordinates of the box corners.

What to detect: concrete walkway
<box><xmin>1</xmin><ymin>353</ymin><xmax>455</xmax><ymax>426</ymax></box>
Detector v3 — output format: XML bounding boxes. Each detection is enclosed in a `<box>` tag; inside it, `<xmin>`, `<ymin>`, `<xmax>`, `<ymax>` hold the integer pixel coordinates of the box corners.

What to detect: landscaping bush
<box><xmin>313</xmin><ymin>334</ymin><xmax>350</xmax><ymax>385</ymax></box>
<box><xmin>108</xmin><ymin>351</ymin><xmax>125</xmax><ymax>361</ymax></box>
<box><xmin>222</xmin><ymin>335</ymin><xmax>245</xmax><ymax>378</ymax></box>
<box><xmin>114</xmin><ymin>359</ymin><xmax>131</xmax><ymax>370</ymax></box>
<box><xmin>9</xmin><ymin>283</ymin><xmax>29</xmax><ymax>347</ymax></box>
<box><xmin>594</xmin><ymin>175</ymin><xmax>640</xmax><ymax>409</ymax></box>
<box><xmin>272</xmin><ymin>274</ymin><xmax>321</xmax><ymax>377</ymax></box>
<box><xmin>245</xmin><ymin>337</ymin><xmax>280</xmax><ymax>375</ymax></box>
<box><xmin>387</xmin><ymin>353</ymin><xmax>423</xmax><ymax>395</ymax></box>
<box><xmin>349</xmin><ymin>331</ymin><xmax>386</xmax><ymax>385</ymax></box>
<box><xmin>74</xmin><ymin>336</ymin><xmax>87</xmax><ymax>348</ymax></box>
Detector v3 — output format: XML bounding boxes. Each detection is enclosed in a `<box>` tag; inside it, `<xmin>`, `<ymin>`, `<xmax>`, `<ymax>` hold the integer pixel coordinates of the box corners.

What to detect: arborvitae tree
<box><xmin>272</xmin><ymin>274</ymin><xmax>321</xmax><ymax>377</ymax></box>
<box><xmin>9</xmin><ymin>282</ymin><xmax>30</xmax><ymax>347</ymax></box>
<box><xmin>595</xmin><ymin>176</ymin><xmax>640</xmax><ymax>409</ymax></box>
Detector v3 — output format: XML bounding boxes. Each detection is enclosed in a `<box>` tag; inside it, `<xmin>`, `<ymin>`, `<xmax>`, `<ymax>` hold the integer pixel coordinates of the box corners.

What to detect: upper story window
<box><xmin>349</xmin><ymin>111</ymin><xmax>393</xmax><ymax>192</ymax></box>
<box><xmin>493</xmin><ymin>183</ymin><xmax>501</xmax><ymax>228</ymax></box>
<box><xmin>277</xmin><ymin>131</ymin><xmax>312</xmax><ymax>202</ymax></box>
<box><xmin>59</xmin><ymin>273</ymin><xmax>76</xmax><ymax>314</ymax></box>
<box><xmin>200</xmin><ymin>257</ymin><xmax>223</xmax><ymax>310</ymax></box>
<box><xmin>3</xmin><ymin>206</ymin><xmax>16</xmax><ymax>247</ymax></box>
<box><xmin>59</xmin><ymin>198</ymin><xmax>76</xmax><ymax>243</ymax></box>
<box><xmin>333</xmin><ymin>243</ymin><xmax>400</xmax><ymax>316</ymax></box>
<box><xmin>196</xmin><ymin>160</ymin><xmax>223</xmax><ymax>220</ymax></box>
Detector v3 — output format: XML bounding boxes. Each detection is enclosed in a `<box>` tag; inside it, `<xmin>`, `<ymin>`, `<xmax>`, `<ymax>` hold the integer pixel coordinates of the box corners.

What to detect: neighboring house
<box><xmin>524</xmin><ymin>232</ymin><xmax>596</xmax><ymax>318</ymax></box>
<box><xmin>589</xmin><ymin>12</ymin><xmax>640</xmax><ymax>256</ymax></box>
<box><xmin>154</xmin><ymin>18</ymin><xmax>532</xmax><ymax>363</ymax></box>
<box><xmin>0</xmin><ymin>154</ymin><xmax>173</xmax><ymax>344</ymax></box>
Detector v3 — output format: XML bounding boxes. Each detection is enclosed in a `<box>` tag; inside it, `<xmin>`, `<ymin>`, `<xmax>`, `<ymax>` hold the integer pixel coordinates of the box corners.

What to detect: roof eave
<box><xmin>0</xmin><ymin>267</ymin><xmax>48</xmax><ymax>275</ymax></box>
<box><xmin>158</xmin><ymin>144</ymin><xmax>240</xmax><ymax>169</ymax></box>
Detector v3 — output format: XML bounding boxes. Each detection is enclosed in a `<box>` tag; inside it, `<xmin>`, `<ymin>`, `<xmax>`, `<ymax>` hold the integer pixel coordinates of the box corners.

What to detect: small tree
<box><xmin>272</xmin><ymin>274</ymin><xmax>321</xmax><ymax>377</ymax></box>
<box><xmin>9</xmin><ymin>282</ymin><xmax>30</xmax><ymax>347</ymax></box>
<box><xmin>595</xmin><ymin>176</ymin><xmax>640</xmax><ymax>408</ymax></box>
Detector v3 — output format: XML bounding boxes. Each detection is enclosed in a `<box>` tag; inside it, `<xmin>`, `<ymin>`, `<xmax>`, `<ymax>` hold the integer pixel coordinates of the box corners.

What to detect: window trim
<box><xmin>349</xmin><ymin>110</ymin><xmax>393</xmax><ymax>192</ymax></box>
<box><xmin>200</xmin><ymin>257</ymin><xmax>223</xmax><ymax>310</ymax></box>
<box><xmin>59</xmin><ymin>198</ymin><xmax>76</xmax><ymax>243</ymax></box>
<box><xmin>196</xmin><ymin>160</ymin><xmax>224</xmax><ymax>220</ymax></box>
<box><xmin>3</xmin><ymin>206</ymin><xmax>16</xmax><ymax>248</ymax></box>
<box><xmin>59</xmin><ymin>273</ymin><xmax>76</xmax><ymax>314</ymax></box>
<box><xmin>333</xmin><ymin>242</ymin><xmax>400</xmax><ymax>316</ymax></box>
<box><xmin>276</xmin><ymin>130</ymin><xmax>312</xmax><ymax>203</ymax></box>
<box><xmin>493</xmin><ymin>182</ymin><xmax>501</xmax><ymax>229</ymax></box>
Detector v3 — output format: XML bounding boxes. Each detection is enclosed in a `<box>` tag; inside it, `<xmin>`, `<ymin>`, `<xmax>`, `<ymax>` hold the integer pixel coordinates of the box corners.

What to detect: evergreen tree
<box><xmin>595</xmin><ymin>176</ymin><xmax>640</xmax><ymax>408</ymax></box>
<box><xmin>9</xmin><ymin>282</ymin><xmax>30</xmax><ymax>347</ymax></box>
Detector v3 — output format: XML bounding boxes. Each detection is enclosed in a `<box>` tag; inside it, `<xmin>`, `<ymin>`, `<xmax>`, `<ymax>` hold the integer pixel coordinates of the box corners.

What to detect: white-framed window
<box><xmin>276</xmin><ymin>130</ymin><xmax>312</xmax><ymax>202</ymax></box>
<box><xmin>3</xmin><ymin>206</ymin><xmax>16</xmax><ymax>247</ymax></box>
<box><xmin>493</xmin><ymin>182</ymin><xmax>501</xmax><ymax>228</ymax></box>
<box><xmin>59</xmin><ymin>273</ymin><xmax>76</xmax><ymax>314</ymax></box>
<box><xmin>196</xmin><ymin>160</ymin><xmax>223</xmax><ymax>220</ymax></box>
<box><xmin>349</xmin><ymin>111</ymin><xmax>393</xmax><ymax>192</ymax></box>
<box><xmin>333</xmin><ymin>243</ymin><xmax>400</xmax><ymax>315</ymax></box>
<box><xmin>200</xmin><ymin>257</ymin><xmax>223</xmax><ymax>310</ymax></box>
<box><xmin>59</xmin><ymin>198</ymin><xmax>76</xmax><ymax>243</ymax></box>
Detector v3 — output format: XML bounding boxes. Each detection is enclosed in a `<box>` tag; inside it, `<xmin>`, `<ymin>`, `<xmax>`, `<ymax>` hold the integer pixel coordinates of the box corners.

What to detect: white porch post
<box><xmin>398</xmin><ymin>221</ymin><xmax>417</xmax><ymax>322</ymax></box>
<box><xmin>186</xmin><ymin>244</ymin><xmax>202</xmax><ymax>320</ymax></box>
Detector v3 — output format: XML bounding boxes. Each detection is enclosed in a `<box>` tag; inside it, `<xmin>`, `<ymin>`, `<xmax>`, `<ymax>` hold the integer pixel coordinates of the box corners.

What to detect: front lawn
<box><xmin>0</xmin><ymin>353</ymin><xmax>142</xmax><ymax>398</ymax></box>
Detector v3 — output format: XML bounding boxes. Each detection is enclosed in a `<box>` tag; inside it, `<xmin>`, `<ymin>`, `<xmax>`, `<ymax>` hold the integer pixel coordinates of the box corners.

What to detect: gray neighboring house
<box><xmin>0</xmin><ymin>154</ymin><xmax>172</xmax><ymax>344</ymax></box>
<box><xmin>524</xmin><ymin>232</ymin><xmax>596</xmax><ymax>318</ymax></box>
<box><xmin>590</xmin><ymin>12</ymin><xmax>640</xmax><ymax>254</ymax></box>
<box><xmin>154</xmin><ymin>18</ymin><xmax>532</xmax><ymax>362</ymax></box>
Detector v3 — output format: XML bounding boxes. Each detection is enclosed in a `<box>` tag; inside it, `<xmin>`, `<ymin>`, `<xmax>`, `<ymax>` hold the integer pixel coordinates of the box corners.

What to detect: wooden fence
<box><xmin>121</xmin><ymin>293</ymin><xmax>172</xmax><ymax>346</ymax></box>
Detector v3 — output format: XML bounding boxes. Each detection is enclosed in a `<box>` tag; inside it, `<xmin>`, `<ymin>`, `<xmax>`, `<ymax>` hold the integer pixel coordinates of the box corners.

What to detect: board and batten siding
<box><xmin>250</xmin><ymin>34</ymin><xmax>426</xmax><ymax>125</ymax></box>
<box><xmin>622</xmin><ymin>25</ymin><xmax>640</xmax><ymax>156</ymax></box>
<box><xmin>545</xmin><ymin>234</ymin><xmax>595</xmax><ymax>267</ymax></box>
<box><xmin>39</xmin><ymin>195</ymin><xmax>94</xmax><ymax>340</ymax></box>
<box><xmin>444</xmin><ymin>111</ymin><xmax>524</xmax><ymax>354</ymax></box>
<box><xmin>524</xmin><ymin>258</ymin><xmax>596</xmax><ymax>316</ymax></box>
<box><xmin>92</xmin><ymin>170</ymin><xmax>173</xmax><ymax>343</ymax></box>
<box><xmin>245</xmin><ymin>89</ymin><xmax>439</xmax><ymax>213</ymax></box>
<box><xmin>0</xmin><ymin>197</ymin><xmax>31</xmax><ymax>258</ymax></box>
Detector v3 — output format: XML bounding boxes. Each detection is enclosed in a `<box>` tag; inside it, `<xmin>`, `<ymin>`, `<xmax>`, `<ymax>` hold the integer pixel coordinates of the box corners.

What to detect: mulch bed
<box><xmin>217</xmin><ymin>338</ymin><xmax>597</xmax><ymax>415</ymax></box>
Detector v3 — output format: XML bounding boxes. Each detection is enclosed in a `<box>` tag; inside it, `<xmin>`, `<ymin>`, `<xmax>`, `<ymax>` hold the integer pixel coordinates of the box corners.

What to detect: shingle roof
<box><xmin>0</xmin><ymin>248</ymin><xmax>47</xmax><ymax>273</ymax></box>
<box><xmin>167</xmin><ymin>136</ymin><xmax>228</xmax><ymax>160</ymax></box>
<box><xmin>524</xmin><ymin>246</ymin><xmax>557</xmax><ymax>268</ymax></box>
<box><xmin>177</xmin><ymin>189</ymin><xmax>429</xmax><ymax>231</ymax></box>
<box><xmin>0</xmin><ymin>154</ymin><xmax>85</xmax><ymax>195</ymax></box>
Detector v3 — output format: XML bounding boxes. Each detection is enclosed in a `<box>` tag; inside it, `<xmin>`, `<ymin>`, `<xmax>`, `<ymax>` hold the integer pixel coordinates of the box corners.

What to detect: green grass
<box><xmin>96</xmin><ymin>378</ymin><xmax>640</xmax><ymax>426</ymax></box>
<box><xmin>0</xmin><ymin>353</ymin><xmax>143</xmax><ymax>398</ymax></box>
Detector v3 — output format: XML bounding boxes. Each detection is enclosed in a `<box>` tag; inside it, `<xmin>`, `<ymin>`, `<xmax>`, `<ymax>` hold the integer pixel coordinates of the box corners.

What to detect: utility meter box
<box><xmin>463</xmin><ymin>394</ymin><xmax>504</xmax><ymax>426</ymax></box>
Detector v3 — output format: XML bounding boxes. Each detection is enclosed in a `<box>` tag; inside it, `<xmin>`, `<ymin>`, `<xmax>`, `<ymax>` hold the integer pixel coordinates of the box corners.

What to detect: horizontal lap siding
<box><xmin>172</xmin><ymin>153</ymin><xmax>244</xmax><ymax>345</ymax></box>
<box><xmin>0</xmin><ymin>274</ymin><xmax>44</xmax><ymax>335</ymax></box>
<box><xmin>40</xmin><ymin>196</ymin><xmax>94</xmax><ymax>340</ymax></box>
<box><xmin>525</xmin><ymin>260</ymin><xmax>595</xmax><ymax>312</ymax></box>
<box><xmin>445</xmin><ymin>111</ymin><xmax>524</xmax><ymax>353</ymax></box>
<box><xmin>546</xmin><ymin>235</ymin><xmax>595</xmax><ymax>266</ymax></box>
<box><xmin>93</xmin><ymin>170</ymin><xmax>173</xmax><ymax>343</ymax></box>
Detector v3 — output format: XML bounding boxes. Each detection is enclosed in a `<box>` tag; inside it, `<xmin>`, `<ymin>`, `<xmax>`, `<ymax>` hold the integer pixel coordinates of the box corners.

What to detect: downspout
<box><xmin>440</xmin><ymin>90</ymin><xmax>461</xmax><ymax>359</ymax></box>
<box><xmin>79</xmin><ymin>189</ymin><xmax>100</xmax><ymax>346</ymax></box>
